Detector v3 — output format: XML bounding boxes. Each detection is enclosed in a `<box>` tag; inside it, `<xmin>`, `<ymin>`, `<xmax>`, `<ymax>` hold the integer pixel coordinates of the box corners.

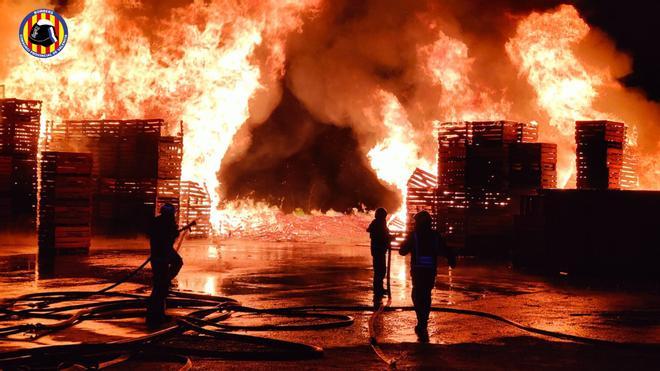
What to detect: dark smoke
<box><xmin>220</xmin><ymin>0</ymin><xmax>568</xmax><ymax>211</ymax></box>
<box><xmin>220</xmin><ymin>88</ymin><xmax>400</xmax><ymax>213</ymax></box>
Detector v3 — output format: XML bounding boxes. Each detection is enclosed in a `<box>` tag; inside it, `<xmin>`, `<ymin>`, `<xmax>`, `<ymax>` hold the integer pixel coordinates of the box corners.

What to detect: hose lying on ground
<box><xmin>1</xmin><ymin>236</ymin><xmax>658</xmax><ymax>369</ymax></box>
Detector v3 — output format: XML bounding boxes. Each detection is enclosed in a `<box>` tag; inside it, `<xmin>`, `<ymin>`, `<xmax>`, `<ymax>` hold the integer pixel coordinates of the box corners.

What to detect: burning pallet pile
<box><xmin>46</xmin><ymin>119</ymin><xmax>182</xmax><ymax>236</ymax></box>
<box><xmin>514</xmin><ymin>120</ymin><xmax>652</xmax><ymax>274</ymax></box>
<box><xmin>620</xmin><ymin>146</ymin><xmax>640</xmax><ymax>189</ymax></box>
<box><xmin>157</xmin><ymin>134</ymin><xmax>183</xmax><ymax>220</ymax></box>
<box><xmin>38</xmin><ymin>152</ymin><xmax>92</xmax><ymax>254</ymax></box>
<box><xmin>436</xmin><ymin>121</ymin><xmax>556</xmax><ymax>254</ymax></box>
<box><xmin>575</xmin><ymin>120</ymin><xmax>628</xmax><ymax>190</ymax></box>
<box><xmin>179</xmin><ymin>181</ymin><xmax>212</xmax><ymax>238</ymax></box>
<box><xmin>405</xmin><ymin>167</ymin><xmax>439</xmax><ymax>233</ymax></box>
<box><xmin>0</xmin><ymin>98</ymin><xmax>41</xmax><ymax>231</ymax></box>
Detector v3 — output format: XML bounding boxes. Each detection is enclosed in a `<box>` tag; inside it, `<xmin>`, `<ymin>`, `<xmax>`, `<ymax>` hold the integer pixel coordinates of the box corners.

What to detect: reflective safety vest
<box><xmin>412</xmin><ymin>232</ymin><xmax>438</xmax><ymax>269</ymax></box>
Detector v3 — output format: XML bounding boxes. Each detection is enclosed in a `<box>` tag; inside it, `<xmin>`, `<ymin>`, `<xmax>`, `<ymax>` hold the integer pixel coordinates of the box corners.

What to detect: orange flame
<box><xmin>420</xmin><ymin>30</ymin><xmax>510</xmax><ymax>122</ymax></box>
<box><xmin>506</xmin><ymin>4</ymin><xmax>625</xmax><ymax>187</ymax></box>
<box><xmin>2</xmin><ymin>1</ymin><xmax>657</xmax><ymax>238</ymax></box>
<box><xmin>4</xmin><ymin>0</ymin><xmax>320</xmax><ymax>233</ymax></box>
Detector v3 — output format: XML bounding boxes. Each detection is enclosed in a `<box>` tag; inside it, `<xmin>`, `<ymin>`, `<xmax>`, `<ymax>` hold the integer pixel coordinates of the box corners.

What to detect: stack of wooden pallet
<box><xmin>575</xmin><ymin>121</ymin><xmax>625</xmax><ymax>190</ymax></box>
<box><xmin>436</xmin><ymin>122</ymin><xmax>471</xmax><ymax>247</ymax></box>
<box><xmin>466</xmin><ymin>145</ymin><xmax>510</xmax><ymax>190</ymax></box>
<box><xmin>470</xmin><ymin>121</ymin><xmax>537</xmax><ymax>146</ymax></box>
<box><xmin>436</xmin><ymin>120</ymin><xmax>552</xmax><ymax>254</ymax></box>
<box><xmin>405</xmin><ymin>168</ymin><xmax>438</xmax><ymax>234</ymax></box>
<box><xmin>38</xmin><ymin>152</ymin><xmax>92</xmax><ymax>254</ymax></box>
<box><xmin>157</xmin><ymin>135</ymin><xmax>183</xmax><ymax>220</ymax></box>
<box><xmin>46</xmin><ymin>119</ymin><xmax>167</xmax><ymax>235</ymax></box>
<box><xmin>508</xmin><ymin>143</ymin><xmax>557</xmax><ymax>189</ymax></box>
<box><xmin>0</xmin><ymin>156</ymin><xmax>11</xmax><ymax>224</ymax></box>
<box><xmin>437</xmin><ymin>122</ymin><xmax>471</xmax><ymax>191</ymax></box>
<box><xmin>180</xmin><ymin>181</ymin><xmax>211</xmax><ymax>238</ymax></box>
<box><xmin>0</xmin><ymin>98</ymin><xmax>41</xmax><ymax>231</ymax></box>
<box><xmin>620</xmin><ymin>138</ymin><xmax>639</xmax><ymax>190</ymax></box>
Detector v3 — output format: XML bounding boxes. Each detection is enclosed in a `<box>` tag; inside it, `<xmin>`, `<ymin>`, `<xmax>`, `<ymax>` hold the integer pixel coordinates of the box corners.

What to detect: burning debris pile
<box><xmin>0</xmin><ymin>99</ymin><xmax>40</xmax><ymax>231</ymax></box>
<box><xmin>219</xmin><ymin>210</ymin><xmax>371</xmax><ymax>244</ymax></box>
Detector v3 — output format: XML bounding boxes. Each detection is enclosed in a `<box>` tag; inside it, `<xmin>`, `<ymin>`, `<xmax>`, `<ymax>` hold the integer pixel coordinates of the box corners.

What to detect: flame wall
<box><xmin>1</xmin><ymin>0</ymin><xmax>658</xmax><ymax>234</ymax></box>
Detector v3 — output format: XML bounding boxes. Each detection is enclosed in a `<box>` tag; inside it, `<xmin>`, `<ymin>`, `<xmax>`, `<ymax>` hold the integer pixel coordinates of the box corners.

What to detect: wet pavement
<box><xmin>1</xmin><ymin>237</ymin><xmax>660</xmax><ymax>369</ymax></box>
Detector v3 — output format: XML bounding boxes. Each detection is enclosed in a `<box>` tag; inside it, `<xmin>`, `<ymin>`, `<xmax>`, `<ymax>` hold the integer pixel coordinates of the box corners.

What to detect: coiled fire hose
<box><xmin>1</xmin><ymin>230</ymin><xmax>658</xmax><ymax>369</ymax></box>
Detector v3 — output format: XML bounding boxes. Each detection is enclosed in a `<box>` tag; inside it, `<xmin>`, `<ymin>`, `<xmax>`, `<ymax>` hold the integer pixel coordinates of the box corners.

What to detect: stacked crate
<box><xmin>436</xmin><ymin>122</ymin><xmax>471</xmax><ymax>247</ymax></box>
<box><xmin>405</xmin><ymin>168</ymin><xmax>438</xmax><ymax>233</ymax></box>
<box><xmin>179</xmin><ymin>181</ymin><xmax>212</xmax><ymax>238</ymax></box>
<box><xmin>470</xmin><ymin>121</ymin><xmax>537</xmax><ymax>146</ymax></box>
<box><xmin>468</xmin><ymin>122</ymin><xmax>536</xmax><ymax>192</ymax></box>
<box><xmin>38</xmin><ymin>152</ymin><xmax>92</xmax><ymax>254</ymax></box>
<box><xmin>575</xmin><ymin>121</ymin><xmax>625</xmax><ymax>190</ymax></box>
<box><xmin>157</xmin><ymin>135</ymin><xmax>183</xmax><ymax>220</ymax></box>
<box><xmin>467</xmin><ymin>122</ymin><xmax>541</xmax><ymax>253</ymax></box>
<box><xmin>436</xmin><ymin>120</ymin><xmax>551</xmax><ymax>254</ymax></box>
<box><xmin>47</xmin><ymin>119</ymin><xmax>165</xmax><ymax>235</ymax></box>
<box><xmin>437</xmin><ymin>122</ymin><xmax>471</xmax><ymax>192</ymax></box>
<box><xmin>620</xmin><ymin>143</ymin><xmax>639</xmax><ymax>190</ymax></box>
<box><xmin>0</xmin><ymin>156</ymin><xmax>11</xmax><ymax>224</ymax></box>
<box><xmin>0</xmin><ymin>99</ymin><xmax>41</xmax><ymax>231</ymax></box>
<box><xmin>508</xmin><ymin>143</ymin><xmax>557</xmax><ymax>189</ymax></box>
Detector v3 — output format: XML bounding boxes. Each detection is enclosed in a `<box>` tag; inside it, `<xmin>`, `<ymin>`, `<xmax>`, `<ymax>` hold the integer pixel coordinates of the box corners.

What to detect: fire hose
<box><xmin>1</xmin><ymin>231</ymin><xmax>659</xmax><ymax>369</ymax></box>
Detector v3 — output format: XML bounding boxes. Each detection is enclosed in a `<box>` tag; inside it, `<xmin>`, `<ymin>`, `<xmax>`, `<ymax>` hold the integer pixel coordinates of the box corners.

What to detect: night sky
<box><xmin>575</xmin><ymin>0</ymin><xmax>660</xmax><ymax>100</ymax></box>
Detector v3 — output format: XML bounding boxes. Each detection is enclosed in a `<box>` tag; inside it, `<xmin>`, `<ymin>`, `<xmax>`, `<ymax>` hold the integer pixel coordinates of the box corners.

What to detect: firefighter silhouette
<box><xmin>29</xmin><ymin>19</ymin><xmax>58</xmax><ymax>47</ymax></box>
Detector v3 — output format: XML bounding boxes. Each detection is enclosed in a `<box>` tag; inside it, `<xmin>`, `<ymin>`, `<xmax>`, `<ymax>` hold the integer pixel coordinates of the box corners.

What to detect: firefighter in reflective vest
<box><xmin>399</xmin><ymin>210</ymin><xmax>456</xmax><ymax>341</ymax></box>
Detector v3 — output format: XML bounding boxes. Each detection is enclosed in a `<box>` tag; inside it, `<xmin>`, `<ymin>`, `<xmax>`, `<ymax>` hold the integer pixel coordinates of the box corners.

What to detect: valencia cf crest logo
<box><xmin>19</xmin><ymin>9</ymin><xmax>68</xmax><ymax>58</ymax></box>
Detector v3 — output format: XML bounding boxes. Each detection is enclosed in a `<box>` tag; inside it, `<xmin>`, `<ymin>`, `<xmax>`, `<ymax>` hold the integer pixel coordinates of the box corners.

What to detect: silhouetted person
<box><xmin>367</xmin><ymin>208</ymin><xmax>391</xmax><ymax>301</ymax></box>
<box><xmin>399</xmin><ymin>210</ymin><xmax>456</xmax><ymax>342</ymax></box>
<box><xmin>146</xmin><ymin>203</ymin><xmax>183</xmax><ymax>329</ymax></box>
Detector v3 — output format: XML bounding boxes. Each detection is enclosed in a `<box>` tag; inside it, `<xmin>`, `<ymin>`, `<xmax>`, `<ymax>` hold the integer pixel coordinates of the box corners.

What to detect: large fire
<box><xmin>2</xmin><ymin>1</ymin><xmax>658</xmax><ymax>235</ymax></box>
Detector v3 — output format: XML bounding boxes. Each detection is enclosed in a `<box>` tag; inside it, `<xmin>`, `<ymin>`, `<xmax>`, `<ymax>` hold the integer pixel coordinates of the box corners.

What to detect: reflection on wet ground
<box><xmin>1</xmin><ymin>239</ymin><xmax>659</xmax><ymax>368</ymax></box>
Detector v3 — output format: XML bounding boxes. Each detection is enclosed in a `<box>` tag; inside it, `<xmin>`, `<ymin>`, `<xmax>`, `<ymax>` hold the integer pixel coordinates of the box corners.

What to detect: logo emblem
<box><xmin>19</xmin><ymin>9</ymin><xmax>68</xmax><ymax>58</ymax></box>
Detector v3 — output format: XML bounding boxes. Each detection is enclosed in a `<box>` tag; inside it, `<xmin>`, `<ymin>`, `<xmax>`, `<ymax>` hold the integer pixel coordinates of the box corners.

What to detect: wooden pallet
<box><xmin>508</xmin><ymin>143</ymin><xmax>557</xmax><ymax>189</ymax></box>
<box><xmin>620</xmin><ymin>145</ymin><xmax>639</xmax><ymax>189</ymax></box>
<box><xmin>0</xmin><ymin>99</ymin><xmax>41</xmax><ymax>155</ymax></box>
<box><xmin>7</xmin><ymin>153</ymin><xmax>38</xmax><ymax>228</ymax></box>
<box><xmin>471</xmin><ymin>121</ymin><xmax>537</xmax><ymax>146</ymax></box>
<box><xmin>575</xmin><ymin>120</ymin><xmax>625</xmax><ymax>144</ymax></box>
<box><xmin>438</xmin><ymin>122</ymin><xmax>470</xmax><ymax>191</ymax></box>
<box><xmin>158</xmin><ymin>136</ymin><xmax>183</xmax><ymax>179</ymax></box>
<box><xmin>0</xmin><ymin>156</ymin><xmax>11</xmax><ymax>193</ymax></box>
<box><xmin>180</xmin><ymin>181</ymin><xmax>212</xmax><ymax>238</ymax></box>
<box><xmin>575</xmin><ymin>121</ymin><xmax>625</xmax><ymax>190</ymax></box>
<box><xmin>39</xmin><ymin>152</ymin><xmax>92</xmax><ymax>253</ymax></box>
<box><xmin>46</xmin><ymin>119</ymin><xmax>163</xmax><ymax>178</ymax></box>
<box><xmin>405</xmin><ymin>168</ymin><xmax>439</xmax><ymax>233</ymax></box>
<box><xmin>466</xmin><ymin>145</ymin><xmax>510</xmax><ymax>190</ymax></box>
